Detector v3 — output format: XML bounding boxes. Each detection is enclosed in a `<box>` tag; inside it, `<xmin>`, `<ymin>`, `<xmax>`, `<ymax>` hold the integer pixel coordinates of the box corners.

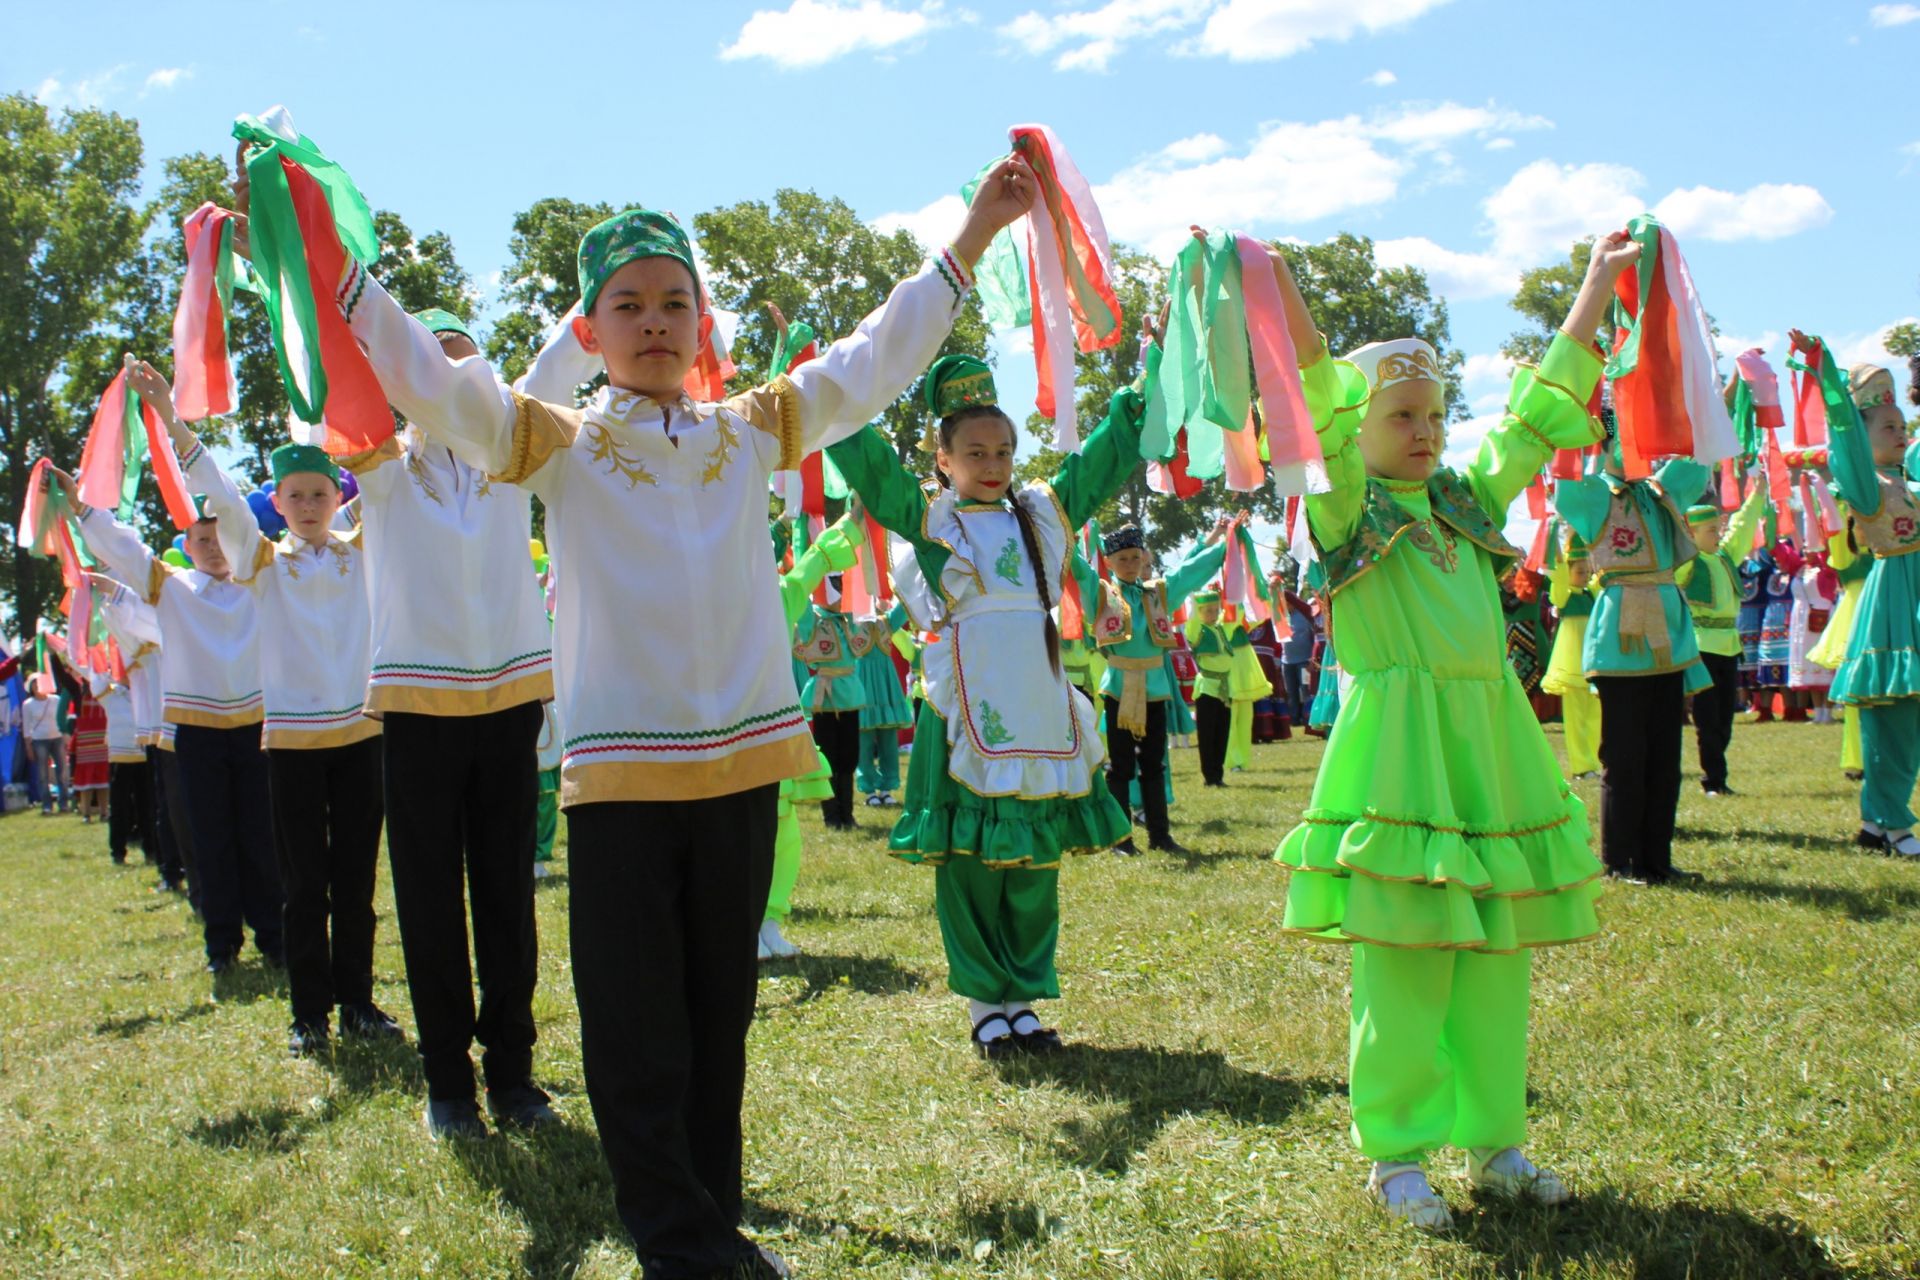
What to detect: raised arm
<box><xmin>1464</xmin><ymin>335</ymin><xmax>1608</xmax><ymax>518</ymax></box>
<box><xmin>1791</xmin><ymin>331</ymin><xmax>1880</xmax><ymax>516</ymax></box>
<box><xmin>825</xmin><ymin>426</ymin><xmax>952</xmax><ymax>577</ymax></box>
<box><xmin>779</xmin><ymin>515</ymin><xmax>861</xmax><ymax>628</ymax></box>
<box><xmin>1050</xmin><ymin>380</ymin><xmax>1150</xmax><ymax>530</ymax></box>
<box><xmin>1165</xmin><ymin>522</ymin><xmax>1232</xmax><ymax>609</ymax></box>
<box><xmin>90</xmin><ymin>573</ymin><xmax>162</xmax><ymax>651</ymax></box>
<box><xmin>1721</xmin><ymin>476</ymin><xmax>1767</xmax><ymax>556</ymax></box>
<box><xmin>340</xmin><ymin>266</ymin><xmax>523</xmax><ymax>477</ymax></box>
<box><xmin>54</xmin><ymin>466</ymin><xmax>163</xmax><ymax>604</ymax></box>
<box><xmin>1652</xmin><ymin>456</ymin><xmax>1711</xmax><ymax>511</ymax></box>
<box><xmin>124</xmin><ymin>359</ymin><xmax>275</xmax><ymax>583</ymax></box>
<box><xmin>515</xmin><ymin>302</ymin><xmax>601</xmax><ymax>405</ymax></box>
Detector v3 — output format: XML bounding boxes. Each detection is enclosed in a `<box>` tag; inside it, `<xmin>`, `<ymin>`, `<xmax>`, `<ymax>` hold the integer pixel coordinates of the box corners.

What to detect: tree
<box><xmin>486</xmin><ymin>197</ymin><xmax>617</xmax><ymax>386</ymax></box>
<box><xmin>1503</xmin><ymin>240</ymin><xmax>1597</xmax><ymax>367</ymax></box>
<box><xmin>695</xmin><ymin>188</ymin><xmax>993</xmax><ymax>460</ymax></box>
<box><xmin>0</xmin><ymin>96</ymin><xmax>147</xmax><ymax>641</ymax></box>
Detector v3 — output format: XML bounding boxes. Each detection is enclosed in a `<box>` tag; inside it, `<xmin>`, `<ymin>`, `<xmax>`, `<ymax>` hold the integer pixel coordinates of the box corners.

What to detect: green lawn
<box><xmin>3</xmin><ymin>721</ymin><xmax>1917</xmax><ymax>1279</ymax></box>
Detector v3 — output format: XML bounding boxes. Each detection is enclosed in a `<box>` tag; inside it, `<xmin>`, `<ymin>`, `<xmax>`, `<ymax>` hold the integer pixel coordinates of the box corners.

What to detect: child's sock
<box><xmin>1005</xmin><ymin>1003</ymin><xmax>1042</xmax><ymax>1035</ymax></box>
<box><xmin>1368</xmin><ymin>1161</ymin><xmax>1451</xmax><ymax>1230</ymax></box>
<box><xmin>969</xmin><ymin>999</ymin><xmax>1012</xmax><ymax>1041</ymax></box>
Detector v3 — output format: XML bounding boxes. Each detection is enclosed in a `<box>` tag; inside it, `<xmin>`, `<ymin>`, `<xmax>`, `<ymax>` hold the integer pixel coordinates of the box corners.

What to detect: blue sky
<box><xmin>12</xmin><ymin>0</ymin><xmax>1920</xmax><ymax>544</ymax></box>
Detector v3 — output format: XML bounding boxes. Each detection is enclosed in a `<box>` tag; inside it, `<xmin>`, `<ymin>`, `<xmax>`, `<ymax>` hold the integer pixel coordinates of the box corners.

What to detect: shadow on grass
<box><xmin>1664</xmin><ymin>873</ymin><xmax>1920</xmax><ymax>923</ymax></box>
<box><xmin>187</xmin><ymin>1098</ymin><xmax>341</xmax><ymax>1153</ymax></box>
<box><xmin>757</xmin><ymin>951</ymin><xmax>928</xmax><ymax>1004</ymax></box>
<box><xmin>94</xmin><ymin>1001</ymin><xmax>216</xmax><ymax>1039</ymax></box>
<box><xmin>1673</xmin><ymin>825</ymin><xmax>1868</xmax><ymax>854</ymax></box>
<box><xmin>533</xmin><ymin>871</ymin><xmax>569</xmax><ymax>892</ymax></box>
<box><xmin>450</xmin><ymin>1117</ymin><xmax>623</xmax><ymax>1280</ymax></box>
<box><xmin>744</xmin><ymin>1201</ymin><xmax>968</xmax><ymax>1266</ymax></box>
<box><xmin>787</xmin><ymin>899</ymin><xmax>920</xmax><ymax>925</ymax></box>
<box><xmin>209</xmin><ymin>961</ymin><xmax>288</xmax><ymax>1007</ymax></box>
<box><xmin>996</xmin><ymin>1043</ymin><xmax>1338</xmax><ymax>1175</ymax></box>
<box><xmin>1462</xmin><ymin>1187</ymin><xmax>1862</xmax><ymax>1279</ymax></box>
<box><xmin>325</xmin><ymin>1032</ymin><xmax>426</xmax><ymax>1097</ymax></box>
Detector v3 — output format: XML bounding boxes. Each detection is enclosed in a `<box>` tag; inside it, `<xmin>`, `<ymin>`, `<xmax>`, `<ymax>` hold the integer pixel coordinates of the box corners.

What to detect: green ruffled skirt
<box><xmin>856</xmin><ymin>649</ymin><xmax>914</xmax><ymax>731</ymax></box>
<box><xmin>1275</xmin><ymin>664</ymin><xmax>1603</xmax><ymax>952</ymax></box>
<box><xmin>1830</xmin><ymin>553</ymin><xmax>1920</xmax><ymax>706</ymax></box>
<box><xmin>890</xmin><ymin>702</ymin><xmax>1130</xmax><ymax>869</ymax></box>
<box><xmin>777</xmin><ymin>745</ymin><xmax>833</xmax><ymax>817</ymax></box>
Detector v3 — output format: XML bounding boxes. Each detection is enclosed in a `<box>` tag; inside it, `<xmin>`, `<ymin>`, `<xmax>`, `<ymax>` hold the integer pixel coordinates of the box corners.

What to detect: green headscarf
<box><xmin>923</xmin><ymin>354</ymin><xmax>998</xmax><ymax>419</ymax></box>
<box><xmin>414</xmin><ymin>308</ymin><xmax>477</xmax><ymax>346</ymax></box>
<box><xmin>1685</xmin><ymin>503</ymin><xmax>1724</xmax><ymax>527</ymax></box>
<box><xmin>577</xmin><ymin>209</ymin><xmax>700</xmax><ymax>316</ymax></box>
<box><xmin>271</xmin><ymin>442</ymin><xmax>342</xmax><ymax>486</ymax></box>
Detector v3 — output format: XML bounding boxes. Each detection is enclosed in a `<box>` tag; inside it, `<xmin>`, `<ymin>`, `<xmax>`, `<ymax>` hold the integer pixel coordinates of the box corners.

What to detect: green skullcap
<box><xmin>1191</xmin><ymin>589</ymin><xmax>1222</xmax><ymax>607</ymax></box>
<box><xmin>192</xmin><ymin>494</ymin><xmax>214</xmax><ymax>521</ymax></box>
<box><xmin>924</xmin><ymin>354</ymin><xmax>998</xmax><ymax>419</ymax></box>
<box><xmin>271</xmin><ymin>442</ymin><xmax>341</xmax><ymax>486</ymax></box>
<box><xmin>577</xmin><ymin>209</ymin><xmax>699</xmax><ymax>316</ymax></box>
<box><xmin>1685</xmin><ymin>503</ymin><xmax>1724</xmax><ymax>526</ymax></box>
<box><xmin>414</xmin><ymin>308</ymin><xmax>477</xmax><ymax>346</ymax></box>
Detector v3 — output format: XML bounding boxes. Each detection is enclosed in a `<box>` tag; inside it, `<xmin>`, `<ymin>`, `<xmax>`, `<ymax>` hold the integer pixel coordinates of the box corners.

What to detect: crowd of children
<box><xmin>9</xmin><ymin>105</ymin><xmax>1918</xmax><ymax>1279</ymax></box>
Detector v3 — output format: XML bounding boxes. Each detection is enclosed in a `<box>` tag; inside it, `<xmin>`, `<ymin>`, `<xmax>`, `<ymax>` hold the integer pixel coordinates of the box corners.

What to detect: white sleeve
<box><xmin>180</xmin><ymin>438</ymin><xmax>271</xmax><ymax>585</ymax></box>
<box><xmin>77</xmin><ymin>507</ymin><xmax>164</xmax><ymax>605</ymax></box>
<box><xmin>513</xmin><ymin>302</ymin><xmax>601</xmax><ymax>405</ymax></box>
<box><xmin>341</xmin><ymin>265</ymin><xmax>518</xmax><ymax>476</ymax></box>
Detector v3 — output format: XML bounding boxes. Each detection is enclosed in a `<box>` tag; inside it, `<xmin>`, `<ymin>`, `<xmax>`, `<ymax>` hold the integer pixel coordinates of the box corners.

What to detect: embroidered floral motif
<box><xmin>1407</xmin><ymin>520</ymin><xmax>1458</xmax><ymax>572</ymax></box>
<box><xmin>584</xmin><ymin>423</ymin><xmax>657</xmax><ymax>488</ymax></box>
<box><xmin>474</xmin><ymin>475</ymin><xmax>493</xmax><ymax>499</ymax></box>
<box><xmin>994</xmin><ymin>537</ymin><xmax>1023</xmax><ymax>585</ymax></box>
<box><xmin>979</xmin><ymin>701</ymin><xmax>1015</xmax><ymax>746</ymax></box>
<box><xmin>702</xmin><ymin>417</ymin><xmax>740</xmax><ymax>487</ymax></box>
<box><xmin>1608</xmin><ymin>524</ymin><xmax>1644</xmax><ymax>556</ymax></box>
<box><xmin>405</xmin><ymin>451</ymin><xmax>443</xmax><ymax>506</ymax></box>
<box><xmin>1895</xmin><ymin>515</ymin><xmax>1917</xmax><ymax>542</ymax></box>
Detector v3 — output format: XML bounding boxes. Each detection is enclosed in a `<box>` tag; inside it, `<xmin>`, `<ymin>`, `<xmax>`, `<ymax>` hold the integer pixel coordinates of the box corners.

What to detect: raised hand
<box><xmin>951</xmin><ymin>154</ymin><xmax>1037</xmax><ymax>268</ymax></box>
<box><xmin>1585</xmin><ymin>229</ymin><xmax>1641</xmax><ymax>284</ymax></box>
<box><xmin>44</xmin><ymin>464</ymin><xmax>79</xmax><ymax>507</ymax></box>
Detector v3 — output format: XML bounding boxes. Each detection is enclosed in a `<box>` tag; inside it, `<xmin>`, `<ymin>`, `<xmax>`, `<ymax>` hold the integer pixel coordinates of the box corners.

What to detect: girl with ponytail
<box><xmin>825</xmin><ymin>349</ymin><xmax>1153</xmax><ymax>1059</ymax></box>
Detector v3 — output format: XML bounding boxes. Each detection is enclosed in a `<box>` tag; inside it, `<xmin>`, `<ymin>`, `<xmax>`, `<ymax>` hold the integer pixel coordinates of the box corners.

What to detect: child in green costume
<box><xmin>1790</xmin><ymin>334</ymin><xmax>1920</xmax><ymax>856</ymax></box>
<box><xmin>827</xmin><ymin>353</ymin><xmax>1144</xmax><ymax>1058</ymax></box>
<box><xmin>1271</xmin><ymin>231</ymin><xmax>1634</xmax><ymax>1230</ymax></box>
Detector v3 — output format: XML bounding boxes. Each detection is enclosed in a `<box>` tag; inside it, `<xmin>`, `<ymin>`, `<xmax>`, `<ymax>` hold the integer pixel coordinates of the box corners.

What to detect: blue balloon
<box><xmin>172</xmin><ymin>534</ymin><xmax>186</xmax><ymax>554</ymax></box>
<box><xmin>339</xmin><ymin>472</ymin><xmax>359</xmax><ymax>504</ymax></box>
<box><xmin>247</xmin><ymin>489</ymin><xmax>288</xmax><ymax>539</ymax></box>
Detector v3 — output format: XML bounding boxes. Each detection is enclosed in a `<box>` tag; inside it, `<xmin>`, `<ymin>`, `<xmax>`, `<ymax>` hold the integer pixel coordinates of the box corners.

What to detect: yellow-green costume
<box><xmin>1541</xmin><ymin>534</ymin><xmax>1599</xmax><ymax>777</ymax></box>
<box><xmin>1810</xmin><ymin>514</ymin><xmax>1871</xmax><ymax>775</ymax></box>
<box><xmin>1273</xmin><ymin>334</ymin><xmax>1606</xmax><ymax>1161</ymax></box>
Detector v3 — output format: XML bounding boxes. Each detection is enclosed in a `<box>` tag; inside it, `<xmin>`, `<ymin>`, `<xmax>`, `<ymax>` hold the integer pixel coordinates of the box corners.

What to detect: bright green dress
<box><xmin>1275</xmin><ymin>333</ymin><xmax>1607</xmax><ymax>952</ymax></box>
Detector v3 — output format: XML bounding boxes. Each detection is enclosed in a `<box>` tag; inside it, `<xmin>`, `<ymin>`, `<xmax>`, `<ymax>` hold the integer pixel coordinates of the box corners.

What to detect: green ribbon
<box><xmin>960</xmin><ymin>159</ymin><xmax>1031</xmax><ymax>329</ymax></box>
<box><xmin>1144</xmin><ymin>230</ymin><xmax>1247</xmax><ymax>477</ymax></box>
<box><xmin>1602</xmin><ymin>214</ymin><xmax>1663</xmax><ymax>382</ymax></box>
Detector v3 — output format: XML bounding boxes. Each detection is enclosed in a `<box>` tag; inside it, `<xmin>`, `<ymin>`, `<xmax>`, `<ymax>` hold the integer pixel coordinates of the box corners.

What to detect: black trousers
<box><xmin>268</xmin><ymin>736</ymin><xmax>386</xmax><ymax>1029</ymax></box>
<box><xmin>153</xmin><ymin>746</ymin><xmax>195</xmax><ymax>900</ymax></box>
<box><xmin>108</xmin><ymin>759</ymin><xmax>153</xmax><ymax>863</ymax></box>
<box><xmin>1104</xmin><ymin>696</ymin><xmax>1170</xmax><ymax>845</ymax></box>
<box><xmin>382</xmin><ymin>703</ymin><xmax>541</xmax><ymax>1101</ymax></box>
<box><xmin>1595</xmin><ymin>672</ymin><xmax>1686</xmax><ymax>881</ymax></box>
<box><xmin>568</xmin><ymin>786</ymin><xmax>778</xmax><ymax>1280</ymax></box>
<box><xmin>174</xmin><ymin>722</ymin><xmax>282</xmax><ymax>961</ymax></box>
<box><xmin>810</xmin><ymin>709</ymin><xmax>861</xmax><ymax>827</ymax></box>
<box><xmin>1692</xmin><ymin>652</ymin><xmax>1740</xmax><ymax>792</ymax></box>
<box><xmin>1195</xmin><ymin>693</ymin><xmax>1230</xmax><ymax>786</ymax></box>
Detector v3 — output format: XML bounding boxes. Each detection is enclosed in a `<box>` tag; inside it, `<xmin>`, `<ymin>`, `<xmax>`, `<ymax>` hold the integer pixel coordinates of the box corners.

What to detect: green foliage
<box><xmin>1503</xmin><ymin>239</ymin><xmax>1597</xmax><ymax>367</ymax></box>
<box><xmin>695</xmin><ymin>188</ymin><xmax>993</xmax><ymax>460</ymax></box>
<box><xmin>1884</xmin><ymin>322</ymin><xmax>1920</xmax><ymax>360</ymax></box>
<box><xmin>0</xmin><ymin>95</ymin><xmax>146</xmax><ymax>640</ymax></box>
<box><xmin>485</xmin><ymin>197</ymin><xmax>621</xmax><ymax>388</ymax></box>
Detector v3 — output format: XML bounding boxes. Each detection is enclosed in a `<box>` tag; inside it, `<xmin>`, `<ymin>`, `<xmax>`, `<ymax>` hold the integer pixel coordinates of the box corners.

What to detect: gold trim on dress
<box><xmin>362</xmin><ymin>669</ymin><xmax>554</xmax><ymax>718</ymax></box>
<box><xmin>560</xmin><ymin>733</ymin><xmax>818</xmax><ymax>807</ymax></box>
<box><xmin>337</xmin><ymin>436</ymin><xmax>404</xmax><ymax>475</ymax></box>
<box><xmin>261</xmin><ymin>717</ymin><xmax>383</xmax><ymax>750</ymax></box>
<box><xmin>495</xmin><ymin>392</ymin><xmax>582</xmax><ymax>486</ymax></box>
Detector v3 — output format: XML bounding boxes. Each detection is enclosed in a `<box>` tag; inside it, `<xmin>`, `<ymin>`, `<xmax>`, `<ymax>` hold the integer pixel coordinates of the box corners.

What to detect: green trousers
<box><xmin>1859</xmin><ymin>699</ymin><xmax>1920</xmax><ymax>829</ymax></box>
<box><xmin>765</xmin><ymin>808</ymin><xmax>801</xmax><ymax>923</ymax></box>
<box><xmin>856</xmin><ymin>728</ymin><xmax>901</xmax><ymax>795</ymax></box>
<box><xmin>934</xmin><ymin>854</ymin><xmax>1060</xmax><ymax>1004</ymax></box>
<box><xmin>1349</xmin><ymin>944</ymin><xmax>1531</xmax><ymax>1162</ymax></box>
<box><xmin>534</xmin><ymin>766</ymin><xmax>560</xmax><ymax>862</ymax></box>
<box><xmin>1226</xmin><ymin>699</ymin><xmax>1254</xmax><ymax>770</ymax></box>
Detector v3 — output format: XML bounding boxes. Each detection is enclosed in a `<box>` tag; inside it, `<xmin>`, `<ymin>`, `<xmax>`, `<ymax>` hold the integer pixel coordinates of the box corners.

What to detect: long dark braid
<box><xmin>937</xmin><ymin>405</ymin><xmax>1060</xmax><ymax>676</ymax></box>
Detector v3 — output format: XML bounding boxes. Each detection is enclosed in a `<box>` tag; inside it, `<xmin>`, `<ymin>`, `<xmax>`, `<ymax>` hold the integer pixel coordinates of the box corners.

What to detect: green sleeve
<box><xmin>1050</xmin><ymin>386</ymin><xmax>1147</xmax><ymax>529</ymax></box>
<box><xmin>1067</xmin><ymin>547</ymin><xmax>1101</xmax><ymax>603</ymax></box>
<box><xmin>780</xmin><ymin>519</ymin><xmax>859</xmax><ymax>628</ymax></box>
<box><xmin>826</xmin><ymin>426</ymin><xmax>952</xmax><ymax>582</ymax></box>
<box><xmin>886</xmin><ymin>600</ymin><xmax>908</xmax><ymax>630</ymax></box>
<box><xmin>1547</xmin><ymin>554</ymin><xmax>1575</xmax><ymax>607</ymax></box>
<box><xmin>1554</xmin><ymin>476</ymin><xmax>1612</xmax><ymax>544</ymax></box>
<box><xmin>1803</xmin><ymin>341</ymin><xmax>1881</xmax><ymax>516</ymax></box>
<box><xmin>1165</xmin><ymin>538</ymin><xmax>1229</xmax><ymax>608</ymax></box>
<box><xmin>1301</xmin><ymin>351</ymin><xmax>1371</xmax><ymax>550</ymax></box>
<box><xmin>1655</xmin><ymin>457</ymin><xmax>1711</xmax><ymax>510</ymax></box>
<box><xmin>1464</xmin><ymin>332</ymin><xmax>1607</xmax><ymax>519</ymax></box>
<box><xmin>1720</xmin><ymin>478</ymin><xmax>1767</xmax><ymax>556</ymax></box>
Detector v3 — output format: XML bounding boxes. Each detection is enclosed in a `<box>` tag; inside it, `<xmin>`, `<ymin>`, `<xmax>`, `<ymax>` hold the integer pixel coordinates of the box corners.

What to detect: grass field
<box><xmin>2</xmin><ymin>720</ymin><xmax>1918</xmax><ymax>1279</ymax></box>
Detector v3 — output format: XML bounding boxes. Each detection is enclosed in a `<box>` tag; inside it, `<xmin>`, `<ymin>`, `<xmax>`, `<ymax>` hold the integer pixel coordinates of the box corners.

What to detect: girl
<box><xmin>825</xmin><ymin>352</ymin><xmax>1144</xmax><ymax>1057</ymax></box>
<box><xmin>1791</xmin><ymin>332</ymin><xmax>1920</xmax><ymax>856</ymax></box>
<box><xmin>1272</xmin><ymin>231</ymin><xmax>1631</xmax><ymax>1230</ymax></box>
<box><xmin>855</xmin><ymin>602</ymin><xmax>913</xmax><ymax>807</ymax></box>
<box><xmin>1809</xmin><ymin>514</ymin><xmax>1870</xmax><ymax>782</ymax></box>
<box><xmin>1680</xmin><ymin>483</ymin><xmax>1766</xmax><ymax>795</ymax></box>
<box><xmin>1787</xmin><ymin>551</ymin><xmax>1835</xmax><ymax>721</ymax></box>
<box><xmin>793</xmin><ymin>580</ymin><xmax>875</xmax><ymax>830</ymax></box>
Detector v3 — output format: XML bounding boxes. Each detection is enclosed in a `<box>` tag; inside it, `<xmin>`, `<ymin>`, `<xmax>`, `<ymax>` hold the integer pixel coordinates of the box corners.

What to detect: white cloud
<box><xmin>1461</xmin><ymin>350</ymin><xmax>1516</xmax><ymax>389</ymax></box>
<box><xmin>721</xmin><ymin>0</ymin><xmax>945</xmax><ymax>68</ymax></box>
<box><xmin>1869</xmin><ymin>4</ymin><xmax>1920</xmax><ymax>27</ymax></box>
<box><xmin>1652</xmin><ymin>183</ymin><xmax>1833</xmax><ymax>242</ymax></box>
<box><xmin>1482</xmin><ymin>159</ymin><xmax>1645</xmax><ymax>262</ymax></box>
<box><xmin>1713</xmin><ymin>330</ymin><xmax>1783</xmax><ymax>362</ymax></box>
<box><xmin>1374</xmin><ymin>236</ymin><xmax>1517</xmax><ymax>300</ymax></box>
<box><xmin>32</xmin><ymin>65</ymin><xmax>129</xmax><ymax>109</ymax></box>
<box><xmin>871</xmin><ymin>193</ymin><xmax>967</xmax><ymax>249</ymax></box>
<box><xmin>1191</xmin><ymin>0</ymin><xmax>1456</xmax><ymax>60</ymax></box>
<box><xmin>1831</xmin><ymin>316</ymin><xmax>1920</xmax><ymax>372</ymax></box>
<box><xmin>1002</xmin><ymin>0</ymin><xmax>1450</xmax><ymax>71</ymax></box>
<box><xmin>1365</xmin><ymin>68</ymin><xmax>1397</xmax><ymax>86</ymax></box>
<box><xmin>1485</xmin><ymin>137</ymin><xmax>1515</xmax><ymax>151</ymax></box>
<box><xmin>1088</xmin><ymin>102</ymin><xmax>1552</xmax><ymax>255</ymax></box>
<box><xmin>143</xmin><ymin>67</ymin><xmax>190</xmax><ymax>92</ymax></box>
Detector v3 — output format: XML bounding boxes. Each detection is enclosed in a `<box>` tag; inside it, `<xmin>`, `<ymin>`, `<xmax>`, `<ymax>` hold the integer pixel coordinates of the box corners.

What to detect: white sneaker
<box><xmin>1368</xmin><ymin>1162</ymin><xmax>1452</xmax><ymax>1231</ymax></box>
<box><xmin>1467</xmin><ymin>1147</ymin><xmax>1570</xmax><ymax>1205</ymax></box>
<box><xmin>1888</xmin><ymin>830</ymin><xmax>1920</xmax><ymax>859</ymax></box>
<box><xmin>759</xmin><ymin>919</ymin><xmax>800</xmax><ymax>959</ymax></box>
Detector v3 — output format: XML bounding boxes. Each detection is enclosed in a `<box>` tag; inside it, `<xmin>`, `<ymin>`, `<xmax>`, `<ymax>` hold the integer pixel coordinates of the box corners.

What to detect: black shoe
<box><xmin>289</xmin><ymin>1021</ymin><xmax>331</xmax><ymax>1057</ymax></box>
<box><xmin>1845</xmin><ymin>769</ymin><xmax>1865</xmax><ymax>783</ymax></box>
<box><xmin>111</xmin><ymin>855</ymin><xmax>128</xmax><ymax>865</ymax></box>
<box><xmin>1202</xmin><ymin>779</ymin><xmax>1226</xmax><ymax>788</ymax></box>
<box><xmin>1150</xmin><ymin>838</ymin><xmax>1192</xmax><ymax>856</ymax></box>
<box><xmin>972</xmin><ymin>1013</ymin><xmax>1021</xmax><ymax>1061</ymax></box>
<box><xmin>155</xmin><ymin>878</ymin><xmax>185</xmax><ymax>895</ymax></box>
<box><xmin>1007</xmin><ymin>1010</ymin><xmax>1063</xmax><ymax>1054</ymax></box>
<box><xmin>1701</xmin><ymin>784</ymin><xmax>1734</xmax><ymax>796</ymax></box>
<box><xmin>205</xmin><ymin>951</ymin><xmax>239</xmax><ymax>975</ymax></box>
<box><xmin>1856</xmin><ymin>826</ymin><xmax>1889</xmax><ymax>850</ymax></box>
<box><xmin>487</xmin><ymin>1083</ymin><xmax>558</xmax><ymax>1131</ymax></box>
<box><xmin>340</xmin><ymin>1002</ymin><xmax>404</xmax><ymax>1041</ymax></box>
<box><xmin>1664</xmin><ymin>867</ymin><xmax>1704</xmax><ymax>883</ymax></box>
<box><xmin>1111</xmin><ymin>838</ymin><xmax>1141</xmax><ymax>857</ymax></box>
<box><xmin>424</xmin><ymin>1098</ymin><xmax>488</xmax><ymax>1140</ymax></box>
